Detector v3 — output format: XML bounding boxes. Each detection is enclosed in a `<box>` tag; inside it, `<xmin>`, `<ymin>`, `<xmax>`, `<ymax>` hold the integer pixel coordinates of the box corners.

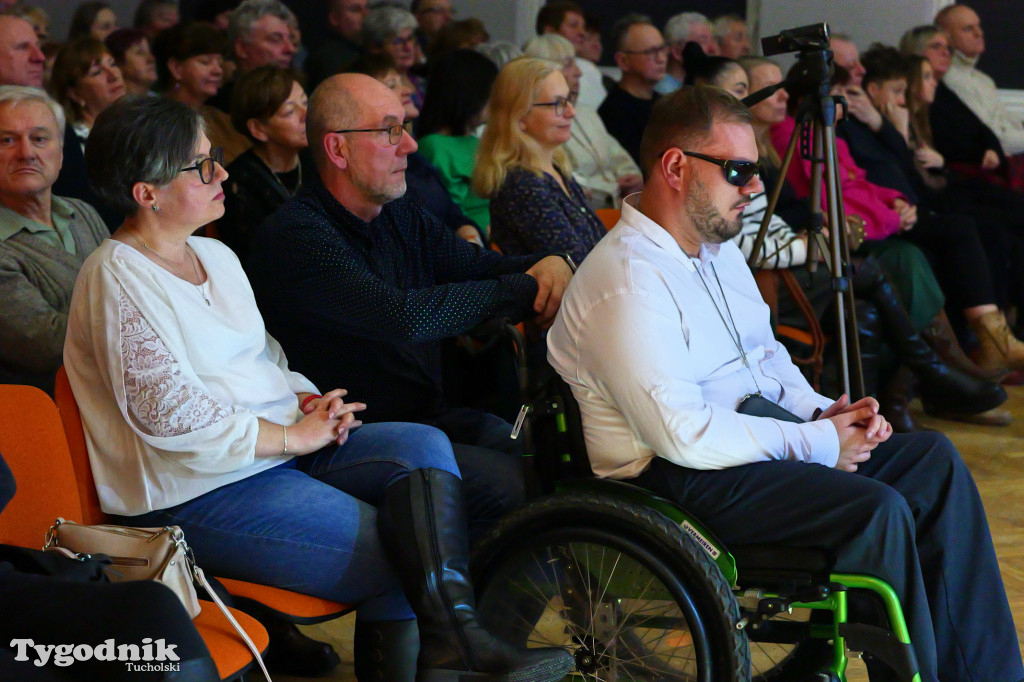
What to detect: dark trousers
<box><xmin>424</xmin><ymin>407</ymin><xmax>525</xmax><ymax>545</ymax></box>
<box><xmin>899</xmin><ymin>212</ymin><xmax>995</xmax><ymax>312</ymax></box>
<box><xmin>632</xmin><ymin>431</ymin><xmax>1022</xmax><ymax>682</ymax></box>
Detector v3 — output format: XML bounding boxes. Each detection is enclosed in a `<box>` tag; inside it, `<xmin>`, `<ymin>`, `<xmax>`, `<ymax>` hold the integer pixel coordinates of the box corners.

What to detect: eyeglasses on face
<box><xmin>389</xmin><ymin>33</ymin><xmax>416</xmax><ymax>48</ymax></box>
<box><xmin>683</xmin><ymin>151</ymin><xmax>761</xmax><ymax>187</ymax></box>
<box><xmin>620</xmin><ymin>44</ymin><xmax>669</xmax><ymax>59</ymax></box>
<box><xmin>180</xmin><ymin>147</ymin><xmax>224</xmax><ymax>184</ymax></box>
<box><xmin>333</xmin><ymin>121</ymin><xmax>412</xmax><ymax>146</ymax></box>
<box><xmin>532</xmin><ymin>92</ymin><xmax>578</xmax><ymax>117</ymax></box>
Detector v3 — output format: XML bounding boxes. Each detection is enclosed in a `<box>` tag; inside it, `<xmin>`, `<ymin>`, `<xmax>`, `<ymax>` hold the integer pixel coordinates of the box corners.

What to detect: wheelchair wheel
<box><xmin>471</xmin><ymin>492</ymin><xmax>749</xmax><ymax>681</ymax></box>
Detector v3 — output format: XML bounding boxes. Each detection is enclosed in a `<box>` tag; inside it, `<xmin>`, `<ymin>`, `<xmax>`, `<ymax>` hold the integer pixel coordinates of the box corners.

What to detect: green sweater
<box><xmin>417</xmin><ymin>134</ymin><xmax>491</xmax><ymax>235</ymax></box>
<box><xmin>0</xmin><ymin>196</ymin><xmax>108</xmax><ymax>392</ymax></box>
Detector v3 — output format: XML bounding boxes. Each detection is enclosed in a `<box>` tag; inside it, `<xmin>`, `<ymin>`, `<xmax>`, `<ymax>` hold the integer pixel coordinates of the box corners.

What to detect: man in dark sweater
<box><xmin>249</xmin><ymin>73</ymin><xmax>573</xmax><ymax>540</ymax></box>
<box><xmin>598</xmin><ymin>14</ymin><xmax>666</xmax><ymax>165</ymax></box>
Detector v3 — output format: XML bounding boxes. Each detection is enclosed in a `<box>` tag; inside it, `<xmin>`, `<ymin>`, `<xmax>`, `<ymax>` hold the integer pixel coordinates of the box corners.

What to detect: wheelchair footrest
<box><xmin>839</xmin><ymin>623</ymin><xmax>919</xmax><ymax>681</ymax></box>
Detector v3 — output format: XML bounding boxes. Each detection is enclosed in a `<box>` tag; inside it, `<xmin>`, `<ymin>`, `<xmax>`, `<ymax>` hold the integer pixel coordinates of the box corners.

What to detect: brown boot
<box><xmin>921</xmin><ymin>310</ymin><xmax>1007</xmax><ymax>382</ymax></box>
<box><xmin>969</xmin><ymin>310</ymin><xmax>1024</xmax><ymax>373</ymax></box>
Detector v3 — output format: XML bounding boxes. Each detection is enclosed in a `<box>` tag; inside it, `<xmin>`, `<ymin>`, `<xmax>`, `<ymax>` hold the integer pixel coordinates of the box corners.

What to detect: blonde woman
<box><xmin>474</xmin><ymin>57</ymin><xmax>605</xmax><ymax>263</ymax></box>
<box><xmin>523</xmin><ymin>33</ymin><xmax>641</xmax><ymax>210</ymax></box>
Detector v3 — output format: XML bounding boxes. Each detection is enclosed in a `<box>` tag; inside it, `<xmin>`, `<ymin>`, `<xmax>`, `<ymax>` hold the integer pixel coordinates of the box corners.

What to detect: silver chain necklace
<box><xmin>130</xmin><ymin>233</ymin><xmax>211</xmax><ymax>306</ymax></box>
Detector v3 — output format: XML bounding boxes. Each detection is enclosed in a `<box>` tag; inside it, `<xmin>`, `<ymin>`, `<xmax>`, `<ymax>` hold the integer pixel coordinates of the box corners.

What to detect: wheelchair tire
<box><xmin>471</xmin><ymin>492</ymin><xmax>750</xmax><ymax>681</ymax></box>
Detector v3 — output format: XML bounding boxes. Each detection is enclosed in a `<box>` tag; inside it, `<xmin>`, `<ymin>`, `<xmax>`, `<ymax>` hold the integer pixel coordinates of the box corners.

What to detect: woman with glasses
<box><xmin>524</xmin><ymin>33</ymin><xmax>642</xmax><ymax>211</ymax></box>
<box><xmin>417</xmin><ymin>48</ymin><xmax>498</xmax><ymax>238</ymax></box>
<box><xmin>63</xmin><ymin>95</ymin><xmax>484</xmax><ymax>681</ymax></box>
<box><xmin>363</xmin><ymin>7</ymin><xmax>426</xmax><ymax>109</ymax></box>
<box><xmin>475</xmin><ymin>57</ymin><xmax>606</xmax><ymax>263</ymax></box>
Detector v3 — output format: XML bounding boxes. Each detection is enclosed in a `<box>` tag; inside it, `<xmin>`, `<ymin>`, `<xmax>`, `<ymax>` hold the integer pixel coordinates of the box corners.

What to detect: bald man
<box><xmin>937</xmin><ymin>3</ymin><xmax>1024</xmax><ymax>155</ymax></box>
<box><xmin>248</xmin><ymin>74</ymin><xmax>574</xmax><ymax>543</ymax></box>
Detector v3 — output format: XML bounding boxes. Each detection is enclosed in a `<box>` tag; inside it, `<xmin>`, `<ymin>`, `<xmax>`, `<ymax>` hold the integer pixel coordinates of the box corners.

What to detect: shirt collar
<box><xmin>952</xmin><ymin>49</ymin><xmax>979</xmax><ymax>69</ymax></box>
<box><xmin>619</xmin><ymin>192</ymin><xmax>722</xmax><ymax>271</ymax></box>
<box><xmin>0</xmin><ymin>197</ymin><xmax>73</xmax><ymax>241</ymax></box>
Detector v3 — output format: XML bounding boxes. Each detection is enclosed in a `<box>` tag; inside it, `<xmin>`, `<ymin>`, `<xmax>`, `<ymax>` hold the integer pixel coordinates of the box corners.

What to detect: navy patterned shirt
<box><xmin>490</xmin><ymin>167</ymin><xmax>607</xmax><ymax>264</ymax></box>
<box><xmin>249</xmin><ymin>185</ymin><xmax>544</xmax><ymax>422</ymax></box>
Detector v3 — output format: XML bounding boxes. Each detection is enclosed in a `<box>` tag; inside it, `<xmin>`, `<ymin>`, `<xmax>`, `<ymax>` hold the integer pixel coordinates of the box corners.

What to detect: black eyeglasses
<box><xmin>180</xmin><ymin>147</ymin><xmax>224</xmax><ymax>184</ymax></box>
<box><xmin>332</xmin><ymin>122</ymin><xmax>410</xmax><ymax>146</ymax></box>
<box><xmin>532</xmin><ymin>93</ymin><xmax>579</xmax><ymax>117</ymax></box>
<box><xmin>683</xmin><ymin>151</ymin><xmax>761</xmax><ymax>187</ymax></box>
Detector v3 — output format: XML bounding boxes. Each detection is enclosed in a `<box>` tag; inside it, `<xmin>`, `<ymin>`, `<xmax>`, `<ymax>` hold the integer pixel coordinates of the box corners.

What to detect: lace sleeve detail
<box><xmin>119</xmin><ymin>287</ymin><xmax>240</xmax><ymax>437</ymax></box>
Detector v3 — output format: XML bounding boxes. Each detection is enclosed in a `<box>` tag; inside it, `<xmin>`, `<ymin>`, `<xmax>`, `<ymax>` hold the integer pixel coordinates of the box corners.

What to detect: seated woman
<box><xmin>48</xmin><ymin>37</ymin><xmax>125</xmax><ymax>152</ymax></box>
<box><xmin>523</xmin><ymin>34</ymin><xmax>642</xmax><ymax>211</ymax></box>
<box><xmin>771</xmin><ymin>63</ymin><xmax>1024</xmax><ymax>375</ymax></box>
<box><xmin>417</xmin><ymin>48</ymin><xmax>497</xmax><ymax>238</ymax></box>
<box><xmin>475</xmin><ymin>57</ymin><xmax>606</xmax><ymax>264</ymax></box>
<box><xmin>153</xmin><ymin>21</ymin><xmax>249</xmax><ymax>164</ymax></box>
<box><xmin>67</xmin><ymin>1</ymin><xmax>118</xmax><ymax>42</ymax></box>
<box><xmin>105</xmin><ymin>28</ymin><xmax>157</xmax><ymax>97</ymax></box>
<box><xmin>65</xmin><ymin>95</ymin><xmax>570</xmax><ymax>682</ymax></box>
<box><xmin>221</xmin><ymin>65</ymin><xmax>311</xmax><ymax>263</ymax></box>
<box><xmin>362</xmin><ymin>6</ymin><xmax>425</xmax><ymax>109</ymax></box>
<box><xmin>736</xmin><ymin>57</ymin><xmax>1006</xmax><ymax>430</ymax></box>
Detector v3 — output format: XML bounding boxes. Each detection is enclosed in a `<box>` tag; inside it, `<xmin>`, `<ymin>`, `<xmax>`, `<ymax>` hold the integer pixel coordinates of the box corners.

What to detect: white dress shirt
<box><xmin>944</xmin><ymin>51</ymin><xmax>1024</xmax><ymax>156</ymax></box>
<box><xmin>547</xmin><ymin>193</ymin><xmax>838</xmax><ymax>479</ymax></box>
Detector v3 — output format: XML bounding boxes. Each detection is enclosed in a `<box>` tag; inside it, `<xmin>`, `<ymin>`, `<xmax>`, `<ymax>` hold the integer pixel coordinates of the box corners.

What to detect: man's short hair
<box><xmin>133</xmin><ymin>0</ymin><xmax>178</xmax><ymax>29</ymax></box>
<box><xmin>861</xmin><ymin>43</ymin><xmax>910</xmax><ymax>88</ymax></box>
<box><xmin>664</xmin><ymin>12</ymin><xmax>709</xmax><ymax>45</ymax></box>
<box><xmin>536</xmin><ymin>1</ymin><xmax>583</xmax><ymax>36</ymax></box>
<box><xmin>227</xmin><ymin>0</ymin><xmax>295</xmax><ymax>45</ymax></box>
<box><xmin>86</xmin><ymin>95</ymin><xmax>205</xmax><ymax>216</ymax></box>
<box><xmin>934</xmin><ymin>4</ymin><xmax>966</xmax><ymax>31</ymax></box>
<box><xmin>638</xmin><ymin>84</ymin><xmax>752</xmax><ymax>179</ymax></box>
<box><xmin>0</xmin><ymin>85</ymin><xmax>65</xmax><ymax>142</ymax></box>
<box><xmin>609</xmin><ymin>13</ymin><xmax>652</xmax><ymax>53</ymax></box>
<box><xmin>712</xmin><ymin>14</ymin><xmax>743</xmax><ymax>40</ymax></box>
<box><xmin>361</xmin><ymin>6</ymin><xmax>417</xmax><ymax>47</ymax></box>
<box><xmin>306</xmin><ymin>77</ymin><xmax>361</xmax><ymax>170</ymax></box>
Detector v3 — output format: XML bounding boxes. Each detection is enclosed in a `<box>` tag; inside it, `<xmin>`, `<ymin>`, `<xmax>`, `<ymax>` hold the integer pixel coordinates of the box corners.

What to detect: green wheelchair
<box><xmin>468</xmin><ymin>322</ymin><xmax>922</xmax><ymax>681</ymax></box>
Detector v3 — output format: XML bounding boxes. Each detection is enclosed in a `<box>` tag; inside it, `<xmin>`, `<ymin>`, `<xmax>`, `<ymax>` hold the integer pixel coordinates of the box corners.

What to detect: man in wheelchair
<box><xmin>546</xmin><ymin>84</ymin><xmax>1022</xmax><ymax>681</ymax></box>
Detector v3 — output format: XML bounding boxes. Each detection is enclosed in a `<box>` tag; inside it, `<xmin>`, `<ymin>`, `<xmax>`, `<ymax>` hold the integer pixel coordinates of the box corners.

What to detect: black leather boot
<box><xmin>242</xmin><ymin>601</ymin><xmax>342</xmax><ymax>677</ymax></box>
<box><xmin>855</xmin><ymin>258</ymin><xmax>1006</xmax><ymax>415</ymax></box>
<box><xmin>877</xmin><ymin>365</ymin><xmax>923</xmax><ymax>433</ymax></box>
<box><xmin>354</xmin><ymin>619</ymin><xmax>419</xmax><ymax>682</ymax></box>
<box><xmin>376</xmin><ymin>469</ymin><xmax>574</xmax><ymax>682</ymax></box>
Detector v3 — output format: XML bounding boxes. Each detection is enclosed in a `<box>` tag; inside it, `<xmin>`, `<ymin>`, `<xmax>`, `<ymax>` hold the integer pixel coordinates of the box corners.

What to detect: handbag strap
<box><xmin>192</xmin><ymin>566</ymin><xmax>273</xmax><ymax>682</ymax></box>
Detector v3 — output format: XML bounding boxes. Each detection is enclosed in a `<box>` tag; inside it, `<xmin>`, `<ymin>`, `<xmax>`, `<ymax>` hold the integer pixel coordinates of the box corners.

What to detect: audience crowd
<box><xmin>1</xmin><ymin>0</ymin><xmax>1023</xmax><ymax>680</ymax></box>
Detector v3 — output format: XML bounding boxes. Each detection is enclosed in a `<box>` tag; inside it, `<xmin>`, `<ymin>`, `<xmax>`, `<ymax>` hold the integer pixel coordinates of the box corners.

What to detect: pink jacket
<box><xmin>770</xmin><ymin>116</ymin><xmax>906</xmax><ymax>240</ymax></box>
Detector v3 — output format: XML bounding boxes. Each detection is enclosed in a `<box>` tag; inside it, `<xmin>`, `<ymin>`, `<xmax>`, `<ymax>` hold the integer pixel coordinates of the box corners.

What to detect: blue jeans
<box><xmin>117</xmin><ymin>422</ymin><xmax>458</xmax><ymax>621</ymax></box>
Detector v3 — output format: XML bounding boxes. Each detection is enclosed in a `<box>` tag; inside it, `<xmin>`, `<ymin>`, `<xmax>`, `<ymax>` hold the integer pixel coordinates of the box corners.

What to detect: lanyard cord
<box><xmin>692</xmin><ymin>259</ymin><xmax>762</xmax><ymax>396</ymax></box>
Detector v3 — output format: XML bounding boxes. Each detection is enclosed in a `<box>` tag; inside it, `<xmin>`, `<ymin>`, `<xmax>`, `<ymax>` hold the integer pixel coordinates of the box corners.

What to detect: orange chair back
<box><xmin>595</xmin><ymin>208</ymin><xmax>621</xmax><ymax>231</ymax></box>
<box><xmin>0</xmin><ymin>384</ymin><xmax>85</xmax><ymax>549</ymax></box>
<box><xmin>54</xmin><ymin>367</ymin><xmax>108</xmax><ymax>525</ymax></box>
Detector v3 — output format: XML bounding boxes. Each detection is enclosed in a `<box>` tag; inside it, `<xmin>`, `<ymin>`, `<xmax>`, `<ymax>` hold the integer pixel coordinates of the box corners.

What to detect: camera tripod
<box><xmin>743</xmin><ymin>37</ymin><xmax>865</xmax><ymax>398</ymax></box>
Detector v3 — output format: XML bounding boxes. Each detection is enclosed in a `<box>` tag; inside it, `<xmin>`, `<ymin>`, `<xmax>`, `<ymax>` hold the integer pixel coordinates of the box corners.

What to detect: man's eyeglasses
<box><xmin>333</xmin><ymin>121</ymin><xmax>412</xmax><ymax>146</ymax></box>
<box><xmin>683</xmin><ymin>151</ymin><xmax>761</xmax><ymax>187</ymax></box>
<box><xmin>180</xmin><ymin>147</ymin><xmax>224</xmax><ymax>184</ymax></box>
<box><xmin>532</xmin><ymin>93</ymin><xmax>578</xmax><ymax>117</ymax></box>
<box><xmin>619</xmin><ymin>44</ymin><xmax>669</xmax><ymax>59</ymax></box>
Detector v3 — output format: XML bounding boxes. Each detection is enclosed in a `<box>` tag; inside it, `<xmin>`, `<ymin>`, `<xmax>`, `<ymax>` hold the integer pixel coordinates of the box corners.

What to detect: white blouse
<box><xmin>566</xmin><ymin>106</ymin><xmax>641</xmax><ymax>210</ymax></box>
<box><xmin>64</xmin><ymin>237</ymin><xmax>318</xmax><ymax>516</ymax></box>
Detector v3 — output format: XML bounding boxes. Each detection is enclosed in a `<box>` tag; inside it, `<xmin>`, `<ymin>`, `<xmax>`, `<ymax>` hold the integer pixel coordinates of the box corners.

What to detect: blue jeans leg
<box><xmin>118</xmin><ymin>422</ymin><xmax>457</xmax><ymax>621</ymax></box>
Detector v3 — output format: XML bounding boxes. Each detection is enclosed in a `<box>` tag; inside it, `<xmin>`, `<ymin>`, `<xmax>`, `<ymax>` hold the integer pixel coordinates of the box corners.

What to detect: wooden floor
<box><xmin>277</xmin><ymin>388</ymin><xmax>1024</xmax><ymax>682</ymax></box>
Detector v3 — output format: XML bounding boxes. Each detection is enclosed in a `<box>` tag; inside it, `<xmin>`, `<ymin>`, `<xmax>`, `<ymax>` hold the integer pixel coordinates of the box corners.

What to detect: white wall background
<box><xmin>33</xmin><ymin>0</ymin><xmax>140</xmax><ymax>44</ymax></box>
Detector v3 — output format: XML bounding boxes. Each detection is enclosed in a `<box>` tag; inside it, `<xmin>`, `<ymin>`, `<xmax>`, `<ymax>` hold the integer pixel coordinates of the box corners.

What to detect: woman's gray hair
<box><xmin>362</xmin><ymin>7</ymin><xmax>417</xmax><ymax>46</ymax></box>
<box><xmin>228</xmin><ymin>0</ymin><xmax>296</xmax><ymax>45</ymax></box>
<box><xmin>476</xmin><ymin>41</ymin><xmax>522</xmax><ymax>70</ymax></box>
<box><xmin>0</xmin><ymin>86</ymin><xmax>65</xmax><ymax>142</ymax></box>
<box><xmin>85</xmin><ymin>95</ymin><xmax>205</xmax><ymax>216</ymax></box>
<box><xmin>522</xmin><ymin>34</ymin><xmax>574</xmax><ymax>64</ymax></box>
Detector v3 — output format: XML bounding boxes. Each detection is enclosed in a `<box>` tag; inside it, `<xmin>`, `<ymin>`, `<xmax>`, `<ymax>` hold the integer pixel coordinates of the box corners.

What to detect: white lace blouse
<box><xmin>64</xmin><ymin>237</ymin><xmax>318</xmax><ymax>516</ymax></box>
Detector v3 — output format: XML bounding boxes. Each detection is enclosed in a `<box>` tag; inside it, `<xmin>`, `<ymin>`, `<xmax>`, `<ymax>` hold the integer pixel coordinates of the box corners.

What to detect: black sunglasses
<box><xmin>683</xmin><ymin>151</ymin><xmax>761</xmax><ymax>187</ymax></box>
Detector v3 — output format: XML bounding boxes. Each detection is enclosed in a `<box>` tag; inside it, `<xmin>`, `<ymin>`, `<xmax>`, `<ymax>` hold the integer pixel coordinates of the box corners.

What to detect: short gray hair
<box><xmin>664</xmin><ymin>12</ymin><xmax>709</xmax><ymax>45</ymax></box>
<box><xmin>712</xmin><ymin>14</ymin><xmax>743</xmax><ymax>40</ymax></box>
<box><xmin>361</xmin><ymin>7</ymin><xmax>417</xmax><ymax>46</ymax></box>
<box><xmin>228</xmin><ymin>0</ymin><xmax>296</xmax><ymax>45</ymax></box>
<box><xmin>0</xmin><ymin>86</ymin><xmax>65</xmax><ymax>143</ymax></box>
<box><xmin>85</xmin><ymin>96</ymin><xmax>205</xmax><ymax>216</ymax></box>
<box><xmin>522</xmin><ymin>34</ymin><xmax>574</xmax><ymax>63</ymax></box>
<box><xmin>475</xmin><ymin>41</ymin><xmax>522</xmax><ymax>70</ymax></box>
